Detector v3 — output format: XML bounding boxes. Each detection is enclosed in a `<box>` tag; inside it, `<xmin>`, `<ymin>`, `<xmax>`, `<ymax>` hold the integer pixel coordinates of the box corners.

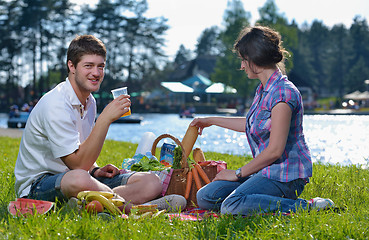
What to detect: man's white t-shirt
<box><xmin>14</xmin><ymin>78</ymin><xmax>96</xmax><ymax>198</ymax></box>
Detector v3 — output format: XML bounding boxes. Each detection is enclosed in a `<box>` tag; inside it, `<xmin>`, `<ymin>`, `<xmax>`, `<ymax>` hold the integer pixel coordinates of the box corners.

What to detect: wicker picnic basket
<box><xmin>151</xmin><ymin>133</ymin><xmax>217</xmax><ymax>208</ymax></box>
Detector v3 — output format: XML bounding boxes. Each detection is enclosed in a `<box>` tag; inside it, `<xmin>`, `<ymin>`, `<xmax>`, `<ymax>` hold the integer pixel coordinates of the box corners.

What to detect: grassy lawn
<box><xmin>0</xmin><ymin>136</ymin><xmax>368</xmax><ymax>239</ymax></box>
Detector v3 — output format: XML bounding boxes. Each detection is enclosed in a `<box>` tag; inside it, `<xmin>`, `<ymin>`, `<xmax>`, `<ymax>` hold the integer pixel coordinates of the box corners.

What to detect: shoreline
<box><xmin>304</xmin><ymin>109</ymin><xmax>369</xmax><ymax>115</ymax></box>
<box><xmin>0</xmin><ymin>128</ymin><xmax>23</xmax><ymax>138</ymax></box>
<box><xmin>1</xmin><ymin>110</ymin><xmax>368</xmax><ymax>139</ymax></box>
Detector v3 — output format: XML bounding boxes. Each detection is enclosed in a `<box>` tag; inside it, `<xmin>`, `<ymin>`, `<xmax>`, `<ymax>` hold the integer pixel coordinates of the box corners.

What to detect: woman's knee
<box><xmin>220</xmin><ymin>194</ymin><xmax>244</xmax><ymax>215</ymax></box>
<box><xmin>196</xmin><ymin>187</ymin><xmax>208</xmax><ymax>209</ymax></box>
<box><xmin>196</xmin><ymin>185</ymin><xmax>224</xmax><ymax>210</ymax></box>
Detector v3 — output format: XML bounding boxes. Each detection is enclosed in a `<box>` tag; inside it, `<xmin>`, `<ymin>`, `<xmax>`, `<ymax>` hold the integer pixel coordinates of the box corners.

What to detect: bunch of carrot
<box><xmin>184</xmin><ymin>159</ymin><xmax>211</xmax><ymax>200</ymax></box>
<box><xmin>181</xmin><ymin>126</ymin><xmax>212</xmax><ymax>200</ymax></box>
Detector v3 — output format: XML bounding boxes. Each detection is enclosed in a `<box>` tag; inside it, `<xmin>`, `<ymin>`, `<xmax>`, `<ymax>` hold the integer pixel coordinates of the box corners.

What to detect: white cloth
<box><xmin>14</xmin><ymin>78</ymin><xmax>96</xmax><ymax>197</ymax></box>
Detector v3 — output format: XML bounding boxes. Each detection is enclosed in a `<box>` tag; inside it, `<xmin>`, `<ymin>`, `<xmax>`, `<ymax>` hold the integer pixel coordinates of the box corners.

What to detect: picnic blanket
<box><xmin>166</xmin><ymin>208</ymin><xmax>219</xmax><ymax>221</ymax></box>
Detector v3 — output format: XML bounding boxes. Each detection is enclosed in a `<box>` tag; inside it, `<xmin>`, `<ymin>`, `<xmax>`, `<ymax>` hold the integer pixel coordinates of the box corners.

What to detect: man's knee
<box><xmin>129</xmin><ymin>172</ymin><xmax>162</xmax><ymax>196</ymax></box>
<box><xmin>61</xmin><ymin>169</ymin><xmax>93</xmax><ymax>197</ymax></box>
<box><xmin>145</xmin><ymin>173</ymin><xmax>162</xmax><ymax>194</ymax></box>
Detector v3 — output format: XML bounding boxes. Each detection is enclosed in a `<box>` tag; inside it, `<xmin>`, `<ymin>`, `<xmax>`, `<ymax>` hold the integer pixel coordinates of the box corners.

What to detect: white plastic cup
<box><xmin>111</xmin><ymin>87</ymin><xmax>131</xmax><ymax>117</ymax></box>
<box><xmin>135</xmin><ymin>132</ymin><xmax>157</xmax><ymax>155</ymax></box>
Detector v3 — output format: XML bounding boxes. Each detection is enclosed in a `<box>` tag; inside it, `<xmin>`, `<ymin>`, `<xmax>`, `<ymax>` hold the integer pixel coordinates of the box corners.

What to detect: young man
<box><xmin>14</xmin><ymin>35</ymin><xmax>185</xmax><ymax>213</ymax></box>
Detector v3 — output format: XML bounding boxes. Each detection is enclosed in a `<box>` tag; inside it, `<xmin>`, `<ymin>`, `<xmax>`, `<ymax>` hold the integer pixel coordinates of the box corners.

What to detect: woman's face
<box><xmin>241</xmin><ymin>59</ymin><xmax>258</xmax><ymax>79</ymax></box>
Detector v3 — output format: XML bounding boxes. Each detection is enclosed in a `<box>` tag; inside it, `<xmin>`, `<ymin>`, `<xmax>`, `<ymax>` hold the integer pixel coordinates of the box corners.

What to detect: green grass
<box><xmin>1</xmin><ymin>137</ymin><xmax>369</xmax><ymax>239</ymax></box>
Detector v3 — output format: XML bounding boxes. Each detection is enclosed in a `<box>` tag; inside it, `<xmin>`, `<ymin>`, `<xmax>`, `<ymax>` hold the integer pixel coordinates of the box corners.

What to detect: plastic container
<box><xmin>135</xmin><ymin>132</ymin><xmax>157</xmax><ymax>155</ymax></box>
<box><xmin>111</xmin><ymin>87</ymin><xmax>131</xmax><ymax>117</ymax></box>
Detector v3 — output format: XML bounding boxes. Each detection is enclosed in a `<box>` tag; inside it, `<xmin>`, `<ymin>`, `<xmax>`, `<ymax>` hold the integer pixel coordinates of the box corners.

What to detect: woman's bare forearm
<box><xmin>203</xmin><ymin>116</ymin><xmax>246</xmax><ymax>132</ymax></box>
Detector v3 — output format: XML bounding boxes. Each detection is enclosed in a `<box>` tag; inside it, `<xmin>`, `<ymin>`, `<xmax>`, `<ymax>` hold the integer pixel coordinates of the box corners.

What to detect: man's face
<box><xmin>68</xmin><ymin>54</ymin><xmax>105</xmax><ymax>96</ymax></box>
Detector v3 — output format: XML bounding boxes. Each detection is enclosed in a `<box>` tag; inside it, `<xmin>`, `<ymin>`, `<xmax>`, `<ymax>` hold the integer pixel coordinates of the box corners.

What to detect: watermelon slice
<box><xmin>8</xmin><ymin>198</ymin><xmax>55</xmax><ymax>217</ymax></box>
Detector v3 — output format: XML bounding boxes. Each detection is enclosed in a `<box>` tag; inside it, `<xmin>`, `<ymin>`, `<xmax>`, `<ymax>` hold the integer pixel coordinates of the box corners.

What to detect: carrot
<box><xmin>184</xmin><ymin>171</ymin><xmax>193</xmax><ymax>200</ymax></box>
<box><xmin>198</xmin><ymin>161</ymin><xmax>210</xmax><ymax>166</ymax></box>
<box><xmin>195</xmin><ymin>164</ymin><xmax>211</xmax><ymax>184</ymax></box>
<box><xmin>192</xmin><ymin>167</ymin><xmax>202</xmax><ymax>190</ymax></box>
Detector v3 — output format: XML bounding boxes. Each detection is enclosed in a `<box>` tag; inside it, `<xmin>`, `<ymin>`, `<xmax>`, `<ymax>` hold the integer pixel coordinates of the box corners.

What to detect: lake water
<box><xmin>1</xmin><ymin>113</ymin><xmax>368</xmax><ymax>167</ymax></box>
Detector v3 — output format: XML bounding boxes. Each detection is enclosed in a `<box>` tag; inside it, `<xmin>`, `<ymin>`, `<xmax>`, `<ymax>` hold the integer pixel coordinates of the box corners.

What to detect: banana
<box><xmin>85</xmin><ymin>192</ymin><xmax>122</xmax><ymax>215</ymax></box>
<box><xmin>109</xmin><ymin>198</ymin><xmax>125</xmax><ymax>207</ymax></box>
<box><xmin>77</xmin><ymin>191</ymin><xmax>115</xmax><ymax>200</ymax></box>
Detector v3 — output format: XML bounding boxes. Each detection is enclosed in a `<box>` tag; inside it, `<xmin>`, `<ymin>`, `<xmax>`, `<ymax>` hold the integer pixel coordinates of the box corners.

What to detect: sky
<box><xmin>72</xmin><ymin>0</ymin><xmax>369</xmax><ymax>59</ymax></box>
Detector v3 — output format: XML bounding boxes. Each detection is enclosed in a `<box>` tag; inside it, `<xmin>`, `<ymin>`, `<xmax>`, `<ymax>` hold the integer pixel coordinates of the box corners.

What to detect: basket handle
<box><xmin>151</xmin><ymin>133</ymin><xmax>188</xmax><ymax>169</ymax></box>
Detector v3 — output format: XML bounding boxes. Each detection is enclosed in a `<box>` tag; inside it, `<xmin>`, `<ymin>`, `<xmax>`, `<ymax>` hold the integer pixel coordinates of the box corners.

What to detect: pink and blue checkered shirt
<box><xmin>245</xmin><ymin>69</ymin><xmax>312</xmax><ymax>182</ymax></box>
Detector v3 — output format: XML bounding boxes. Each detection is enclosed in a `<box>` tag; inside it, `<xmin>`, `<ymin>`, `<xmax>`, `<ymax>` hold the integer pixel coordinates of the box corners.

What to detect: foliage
<box><xmin>130</xmin><ymin>155</ymin><xmax>167</xmax><ymax>172</ymax></box>
<box><xmin>1</xmin><ymin>0</ymin><xmax>369</xmax><ymax>112</ymax></box>
<box><xmin>173</xmin><ymin>44</ymin><xmax>193</xmax><ymax>68</ymax></box>
<box><xmin>172</xmin><ymin>146</ymin><xmax>183</xmax><ymax>169</ymax></box>
<box><xmin>1</xmin><ymin>136</ymin><xmax>369</xmax><ymax>239</ymax></box>
<box><xmin>195</xmin><ymin>26</ymin><xmax>223</xmax><ymax>57</ymax></box>
<box><xmin>256</xmin><ymin>0</ymin><xmax>298</xmax><ymax>73</ymax></box>
<box><xmin>211</xmin><ymin>0</ymin><xmax>369</xmax><ymax>100</ymax></box>
<box><xmin>211</xmin><ymin>0</ymin><xmax>259</xmax><ymax>99</ymax></box>
<box><xmin>0</xmin><ymin>0</ymin><xmax>169</xmax><ymax>110</ymax></box>
<box><xmin>87</xmin><ymin>0</ymin><xmax>169</xmax><ymax>92</ymax></box>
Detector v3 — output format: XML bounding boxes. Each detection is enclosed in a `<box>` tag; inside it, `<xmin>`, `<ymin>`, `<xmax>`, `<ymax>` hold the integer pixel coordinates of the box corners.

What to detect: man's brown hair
<box><xmin>66</xmin><ymin>35</ymin><xmax>106</xmax><ymax>73</ymax></box>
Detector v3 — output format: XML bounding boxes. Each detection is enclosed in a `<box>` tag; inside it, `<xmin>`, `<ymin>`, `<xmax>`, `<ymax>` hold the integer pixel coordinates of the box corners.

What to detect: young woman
<box><xmin>191</xmin><ymin>26</ymin><xmax>334</xmax><ymax>215</ymax></box>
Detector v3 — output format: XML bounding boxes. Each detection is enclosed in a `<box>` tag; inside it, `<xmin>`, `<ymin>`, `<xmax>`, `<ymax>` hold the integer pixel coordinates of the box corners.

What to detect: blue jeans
<box><xmin>196</xmin><ymin>171</ymin><xmax>309</xmax><ymax>215</ymax></box>
<box><xmin>28</xmin><ymin>171</ymin><xmax>135</xmax><ymax>203</ymax></box>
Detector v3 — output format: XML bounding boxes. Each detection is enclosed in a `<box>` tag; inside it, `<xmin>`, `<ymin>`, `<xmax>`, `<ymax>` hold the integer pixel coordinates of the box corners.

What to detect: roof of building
<box><xmin>182</xmin><ymin>74</ymin><xmax>212</xmax><ymax>91</ymax></box>
<box><xmin>168</xmin><ymin>55</ymin><xmax>217</xmax><ymax>82</ymax></box>
<box><xmin>161</xmin><ymin>82</ymin><xmax>194</xmax><ymax>93</ymax></box>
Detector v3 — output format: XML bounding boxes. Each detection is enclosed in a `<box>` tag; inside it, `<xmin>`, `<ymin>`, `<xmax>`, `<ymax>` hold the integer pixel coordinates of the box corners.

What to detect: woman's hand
<box><xmin>213</xmin><ymin>169</ymin><xmax>239</xmax><ymax>182</ymax></box>
<box><xmin>94</xmin><ymin>164</ymin><xmax>120</xmax><ymax>178</ymax></box>
<box><xmin>190</xmin><ymin>117</ymin><xmax>212</xmax><ymax>135</ymax></box>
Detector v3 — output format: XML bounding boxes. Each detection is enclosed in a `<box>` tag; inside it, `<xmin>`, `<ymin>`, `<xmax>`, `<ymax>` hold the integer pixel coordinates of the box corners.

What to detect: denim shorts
<box><xmin>28</xmin><ymin>171</ymin><xmax>135</xmax><ymax>203</ymax></box>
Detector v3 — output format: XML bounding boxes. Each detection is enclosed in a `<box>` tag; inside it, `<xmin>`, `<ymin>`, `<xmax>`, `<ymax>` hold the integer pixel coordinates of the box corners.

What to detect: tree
<box><xmin>0</xmin><ymin>0</ymin><xmax>23</xmax><ymax>107</ymax></box>
<box><xmin>349</xmin><ymin>16</ymin><xmax>369</xmax><ymax>66</ymax></box>
<box><xmin>328</xmin><ymin>24</ymin><xmax>353</xmax><ymax>96</ymax></box>
<box><xmin>0</xmin><ymin>0</ymin><xmax>169</xmax><ymax>111</ymax></box>
<box><xmin>174</xmin><ymin>44</ymin><xmax>192</xmax><ymax>67</ymax></box>
<box><xmin>259</xmin><ymin>8</ymin><xmax>315</xmax><ymax>94</ymax></box>
<box><xmin>212</xmin><ymin>0</ymin><xmax>256</xmax><ymax>98</ymax></box>
<box><xmin>196</xmin><ymin>26</ymin><xmax>222</xmax><ymax>57</ymax></box>
<box><xmin>18</xmin><ymin>0</ymin><xmax>56</xmax><ymax>98</ymax></box>
<box><xmin>345</xmin><ymin>16</ymin><xmax>369</xmax><ymax>92</ymax></box>
<box><xmin>256</xmin><ymin>0</ymin><xmax>297</xmax><ymax>73</ymax></box>
<box><xmin>88</xmin><ymin>0</ymin><xmax>168</xmax><ymax>92</ymax></box>
<box><xmin>88</xmin><ymin>0</ymin><xmax>128</xmax><ymax>82</ymax></box>
<box><xmin>305</xmin><ymin>20</ymin><xmax>330</xmax><ymax>95</ymax></box>
<box><xmin>288</xmin><ymin>26</ymin><xmax>316</xmax><ymax>92</ymax></box>
<box><xmin>257</xmin><ymin>0</ymin><xmax>281</xmax><ymax>25</ymax></box>
<box><xmin>49</xmin><ymin>0</ymin><xmax>77</xmax><ymax>84</ymax></box>
<box><xmin>121</xmin><ymin>14</ymin><xmax>168</xmax><ymax>90</ymax></box>
<box><xmin>345</xmin><ymin>57</ymin><xmax>369</xmax><ymax>92</ymax></box>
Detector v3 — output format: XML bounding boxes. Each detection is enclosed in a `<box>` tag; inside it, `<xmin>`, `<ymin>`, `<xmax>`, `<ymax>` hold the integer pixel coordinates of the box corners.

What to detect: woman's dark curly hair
<box><xmin>234</xmin><ymin>25</ymin><xmax>289</xmax><ymax>73</ymax></box>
